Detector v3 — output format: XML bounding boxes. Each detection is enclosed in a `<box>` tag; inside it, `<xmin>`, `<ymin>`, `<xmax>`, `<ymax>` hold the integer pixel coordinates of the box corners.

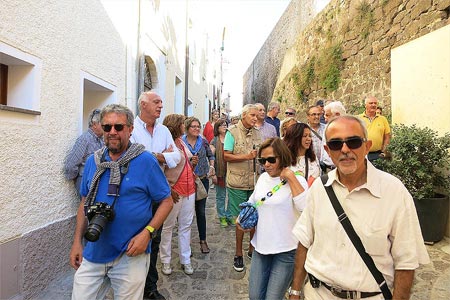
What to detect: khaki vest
<box><xmin>226</xmin><ymin>121</ymin><xmax>262</xmax><ymax>190</ymax></box>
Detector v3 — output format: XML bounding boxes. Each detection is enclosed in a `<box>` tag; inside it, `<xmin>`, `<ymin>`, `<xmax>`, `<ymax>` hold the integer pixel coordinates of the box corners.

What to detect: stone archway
<box><xmin>144</xmin><ymin>55</ymin><xmax>158</xmax><ymax>91</ymax></box>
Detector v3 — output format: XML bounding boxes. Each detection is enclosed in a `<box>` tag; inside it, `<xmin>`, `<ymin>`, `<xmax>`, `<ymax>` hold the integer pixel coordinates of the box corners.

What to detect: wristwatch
<box><xmin>145</xmin><ymin>225</ymin><xmax>155</xmax><ymax>239</ymax></box>
<box><xmin>288</xmin><ymin>287</ymin><xmax>301</xmax><ymax>296</ymax></box>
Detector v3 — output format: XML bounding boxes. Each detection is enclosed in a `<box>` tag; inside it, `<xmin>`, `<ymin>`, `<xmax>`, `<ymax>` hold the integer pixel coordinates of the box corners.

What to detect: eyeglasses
<box><xmin>219</xmin><ymin>124</ymin><xmax>227</xmax><ymax>127</ymax></box>
<box><xmin>327</xmin><ymin>137</ymin><xmax>367</xmax><ymax>151</ymax></box>
<box><xmin>257</xmin><ymin>156</ymin><xmax>278</xmax><ymax>164</ymax></box>
<box><xmin>102</xmin><ymin>124</ymin><xmax>126</xmax><ymax>132</ymax></box>
<box><xmin>90</xmin><ymin>109</ymin><xmax>101</xmax><ymax>122</ymax></box>
<box><xmin>308</xmin><ymin>113</ymin><xmax>321</xmax><ymax>117</ymax></box>
<box><xmin>190</xmin><ymin>125</ymin><xmax>201</xmax><ymax>129</ymax></box>
<box><xmin>285</xmin><ymin>112</ymin><xmax>295</xmax><ymax>116</ymax></box>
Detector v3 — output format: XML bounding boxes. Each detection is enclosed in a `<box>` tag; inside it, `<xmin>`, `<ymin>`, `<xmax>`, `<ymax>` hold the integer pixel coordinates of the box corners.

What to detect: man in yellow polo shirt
<box><xmin>358</xmin><ymin>96</ymin><xmax>391</xmax><ymax>162</ymax></box>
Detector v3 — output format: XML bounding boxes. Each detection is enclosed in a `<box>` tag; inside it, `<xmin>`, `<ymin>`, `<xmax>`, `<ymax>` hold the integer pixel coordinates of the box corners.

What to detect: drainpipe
<box><xmin>137</xmin><ymin>0</ymin><xmax>143</xmax><ymax>107</ymax></box>
<box><xmin>184</xmin><ymin>0</ymin><xmax>189</xmax><ymax>116</ymax></box>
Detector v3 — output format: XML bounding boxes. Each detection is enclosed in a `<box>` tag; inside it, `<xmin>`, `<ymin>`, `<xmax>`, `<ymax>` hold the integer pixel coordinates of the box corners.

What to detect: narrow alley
<box><xmin>36</xmin><ymin>187</ymin><xmax>450</xmax><ymax>300</ymax></box>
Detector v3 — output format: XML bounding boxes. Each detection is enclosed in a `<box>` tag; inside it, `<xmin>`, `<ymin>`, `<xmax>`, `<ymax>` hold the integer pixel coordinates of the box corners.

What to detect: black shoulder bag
<box><xmin>320</xmin><ymin>175</ymin><xmax>393</xmax><ymax>300</ymax></box>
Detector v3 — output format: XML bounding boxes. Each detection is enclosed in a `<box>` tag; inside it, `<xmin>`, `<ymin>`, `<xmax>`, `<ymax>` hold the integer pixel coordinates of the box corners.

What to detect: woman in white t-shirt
<box><xmin>283</xmin><ymin>122</ymin><xmax>321</xmax><ymax>186</ymax></box>
<box><xmin>237</xmin><ymin>138</ymin><xmax>308</xmax><ymax>300</ymax></box>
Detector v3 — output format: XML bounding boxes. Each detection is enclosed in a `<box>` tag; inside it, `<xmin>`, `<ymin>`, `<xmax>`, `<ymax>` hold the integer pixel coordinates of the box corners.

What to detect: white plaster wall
<box><xmin>0</xmin><ymin>0</ymin><xmax>125</xmax><ymax>242</ymax></box>
<box><xmin>391</xmin><ymin>24</ymin><xmax>450</xmax><ymax>135</ymax></box>
<box><xmin>101</xmin><ymin>0</ymin><xmax>217</xmax><ymax>124</ymax></box>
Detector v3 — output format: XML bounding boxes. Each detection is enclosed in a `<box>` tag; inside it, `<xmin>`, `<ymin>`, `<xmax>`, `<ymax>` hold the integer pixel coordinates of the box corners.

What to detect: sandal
<box><xmin>200</xmin><ymin>240</ymin><xmax>210</xmax><ymax>254</ymax></box>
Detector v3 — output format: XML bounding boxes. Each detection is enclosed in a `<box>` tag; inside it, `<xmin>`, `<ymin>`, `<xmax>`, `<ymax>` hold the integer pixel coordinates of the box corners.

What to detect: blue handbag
<box><xmin>237</xmin><ymin>171</ymin><xmax>303</xmax><ymax>230</ymax></box>
<box><xmin>238</xmin><ymin>202</ymin><xmax>258</xmax><ymax>229</ymax></box>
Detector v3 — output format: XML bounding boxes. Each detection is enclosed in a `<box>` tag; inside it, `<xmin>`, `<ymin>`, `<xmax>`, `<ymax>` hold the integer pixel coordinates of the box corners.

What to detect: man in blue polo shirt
<box><xmin>69</xmin><ymin>104</ymin><xmax>173</xmax><ymax>300</ymax></box>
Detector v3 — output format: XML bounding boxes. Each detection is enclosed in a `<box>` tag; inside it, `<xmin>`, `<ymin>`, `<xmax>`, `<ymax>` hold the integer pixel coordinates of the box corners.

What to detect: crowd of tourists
<box><xmin>64</xmin><ymin>92</ymin><xmax>429</xmax><ymax>300</ymax></box>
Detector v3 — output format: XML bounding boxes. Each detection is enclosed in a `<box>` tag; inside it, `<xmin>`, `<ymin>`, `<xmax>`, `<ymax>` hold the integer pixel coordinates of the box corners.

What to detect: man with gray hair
<box><xmin>255</xmin><ymin>103</ymin><xmax>277</xmax><ymax>142</ymax></box>
<box><xmin>358</xmin><ymin>96</ymin><xmax>391</xmax><ymax>163</ymax></box>
<box><xmin>289</xmin><ymin>115</ymin><xmax>428</xmax><ymax>300</ymax></box>
<box><xmin>131</xmin><ymin>91</ymin><xmax>181</xmax><ymax>300</ymax></box>
<box><xmin>70</xmin><ymin>104</ymin><xmax>173</xmax><ymax>300</ymax></box>
<box><xmin>64</xmin><ymin>108</ymin><xmax>104</xmax><ymax>196</ymax></box>
<box><xmin>224</xmin><ymin>104</ymin><xmax>262</xmax><ymax>272</ymax></box>
<box><xmin>324</xmin><ymin>100</ymin><xmax>346</xmax><ymax>123</ymax></box>
<box><xmin>265</xmin><ymin>101</ymin><xmax>281</xmax><ymax>136</ymax></box>
<box><xmin>284</xmin><ymin>107</ymin><xmax>297</xmax><ymax>118</ymax></box>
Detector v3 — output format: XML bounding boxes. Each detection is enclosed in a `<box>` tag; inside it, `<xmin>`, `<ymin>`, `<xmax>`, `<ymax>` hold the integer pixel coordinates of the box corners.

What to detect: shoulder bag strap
<box><xmin>304</xmin><ymin>156</ymin><xmax>309</xmax><ymax>179</ymax></box>
<box><xmin>309</xmin><ymin>127</ymin><xmax>322</xmax><ymax>141</ymax></box>
<box><xmin>320</xmin><ymin>175</ymin><xmax>393</xmax><ymax>300</ymax></box>
<box><xmin>253</xmin><ymin>171</ymin><xmax>304</xmax><ymax>208</ymax></box>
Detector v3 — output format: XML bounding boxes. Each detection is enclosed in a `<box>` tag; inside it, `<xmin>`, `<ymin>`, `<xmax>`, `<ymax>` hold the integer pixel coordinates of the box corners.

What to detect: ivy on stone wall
<box><xmin>317</xmin><ymin>44</ymin><xmax>343</xmax><ymax>92</ymax></box>
<box><xmin>289</xmin><ymin>42</ymin><xmax>343</xmax><ymax>104</ymax></box>
<box><xmin>357</xmin><ymin>0</ymin><xmax>375</xmax><ymax>39</ymax></box>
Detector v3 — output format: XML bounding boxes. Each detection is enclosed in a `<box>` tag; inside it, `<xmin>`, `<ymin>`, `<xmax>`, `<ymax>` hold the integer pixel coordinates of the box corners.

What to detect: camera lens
<box><xmin>84</xmin><ymin>214</ymin><xmax>108</xmax><ymax>242</ymax></box>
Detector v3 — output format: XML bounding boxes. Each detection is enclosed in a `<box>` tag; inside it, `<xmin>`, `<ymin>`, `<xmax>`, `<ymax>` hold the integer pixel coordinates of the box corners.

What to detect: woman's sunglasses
<box><xmin>102</xmin><ymin>124</ymin><xmax>126</xmax><ymax>132</ymax></box>
<box><xmin>257</xmin><ymin>156</ymin><xmax>277</xmax><ymax>164</ymax></box>
<box><xmin>326</xmin><ymin>137</ymin><xmax>366</xmax><ymax>151</ymax></box>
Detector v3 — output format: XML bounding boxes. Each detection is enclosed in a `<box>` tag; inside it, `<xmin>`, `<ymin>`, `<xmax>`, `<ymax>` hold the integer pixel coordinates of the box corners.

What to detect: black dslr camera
<box><xmin>84</xmin><ymin>202</ymin><xmax>115</xmax><ymax>242</ymax></box>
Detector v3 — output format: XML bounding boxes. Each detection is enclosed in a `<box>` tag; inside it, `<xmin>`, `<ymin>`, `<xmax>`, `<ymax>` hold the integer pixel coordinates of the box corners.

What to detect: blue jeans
<box><xmin>215</xmin><ymin>184</ymin><xmax>229</xmax><ymax>218</ymax></box>
<box><xmin>72</xmin><ymin>253</ymin><xmax>150</xmax><ymax>300</ymax></box>
<box><xmin>195</xmin><ymin>177</ymin><xmax>209</xmax><ymax>240</ymax></box>
<box><xmin>249</xmin><ymin>249</ymin><xmax>296</xmax><ymax>300</ymax></box>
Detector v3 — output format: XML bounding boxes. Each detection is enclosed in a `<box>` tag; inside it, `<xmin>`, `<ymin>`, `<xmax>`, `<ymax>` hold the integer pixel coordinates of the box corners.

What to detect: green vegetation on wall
<box><xmin>357</xmin><ymin>0</ymin><xmax>375</xmax><ymax>39</ymax></box>
<box><xmin>317</xmin><ymin>44</ymin><xmax>342</xmax><ymax>92</ymax></box>
<box><xmin>289</xmin><ymin>42</ymin><xmax>343</xmax><ymax>104</ymax></box>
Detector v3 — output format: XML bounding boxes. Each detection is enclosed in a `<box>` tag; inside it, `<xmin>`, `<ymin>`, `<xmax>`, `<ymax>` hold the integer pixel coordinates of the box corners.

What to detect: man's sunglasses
<box><xmin>285</xmin><ymin>112</ymin><xmax>295</xmax><ymax>116</ymax></box>
<box><xmin>102</xmin><ymin>124</ymin><xmax>126</xmax><ymax>132</ymax></box>
<box><xmin>326</xmin><ymin>137</ymin><xmax>366</xmax><ymax>151</ymax></box>
<box><xmin>257</xmin><ymin>156</ymin><xmax>278</xmax><ymax>164</ymax></box>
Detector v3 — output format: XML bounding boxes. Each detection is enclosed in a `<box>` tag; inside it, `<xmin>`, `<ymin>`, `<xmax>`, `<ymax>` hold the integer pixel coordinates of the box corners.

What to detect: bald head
<box><xmin>138</xmin><ymin>91</ymin><xmax>163</xmax><ymax>121</ymax></box>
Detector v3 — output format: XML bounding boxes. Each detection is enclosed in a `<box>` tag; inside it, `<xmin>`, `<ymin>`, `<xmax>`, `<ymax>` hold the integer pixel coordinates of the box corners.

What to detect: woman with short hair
<box><xmin>160</xmin><ymin>114</ymin><xmax>196</xmax><ymax>275</ymax></box>
<box><xmin>182</xmin><ymin>117</ymin><xmax>215</xmax><ymax>254</ymax></box>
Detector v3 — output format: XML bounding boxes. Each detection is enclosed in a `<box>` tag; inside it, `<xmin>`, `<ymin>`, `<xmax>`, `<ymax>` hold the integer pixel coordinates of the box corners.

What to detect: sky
<box><xmin>192</xmin><ymin>0</ymin><xmax>330</xmax><ymax>115</ymax></box>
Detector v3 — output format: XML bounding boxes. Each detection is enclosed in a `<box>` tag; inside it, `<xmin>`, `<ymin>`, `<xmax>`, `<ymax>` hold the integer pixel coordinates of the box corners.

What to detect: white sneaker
<box><xmin>182</xmin><ymin>263</ymin><xmax>194</xmax><ymax>275</ymax></box>
<box><xmin>161</xmin><ymin>263</ymin><xmax>172</xmax><ymax>275</ymax></box>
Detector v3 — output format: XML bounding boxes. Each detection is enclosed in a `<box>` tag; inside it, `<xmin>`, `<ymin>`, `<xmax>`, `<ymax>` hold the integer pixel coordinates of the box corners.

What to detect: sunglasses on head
<box><xmin>285</xmin><ymin>112</ymin><xmax>295</xmax><ymax>116</ymax></box>
<box><xmin>257</xmin><ymin>156</ymin><xmax>277</xmax><ymax>164</ymax></box>
<box><xmin>102</xmin><ymin>124</ymin><xmax>126</xmax><ymax>132</ymax></box>
<box><xmin>327</xmin><ymin>137</ymin><xmax>366</xmax><ymax>151</ymax></box>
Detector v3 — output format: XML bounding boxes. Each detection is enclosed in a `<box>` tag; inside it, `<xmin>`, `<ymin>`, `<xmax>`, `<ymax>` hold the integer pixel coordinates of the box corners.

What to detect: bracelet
<box><xmin>288</xmin><ymin>287</ymin><xmax>301</xmax><ymax>296</ymax></box>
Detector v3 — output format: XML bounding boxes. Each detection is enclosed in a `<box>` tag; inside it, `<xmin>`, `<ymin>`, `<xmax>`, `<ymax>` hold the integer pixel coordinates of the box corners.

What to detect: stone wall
<box><xmin>242</xmin><ymin>0</ymin><xmax>316</xmax><ymax>106</ymax></box>
<box><xmin>247</xmin><ymin>0</ymin><xmax>450</xmax><ymax>120</ymax></box>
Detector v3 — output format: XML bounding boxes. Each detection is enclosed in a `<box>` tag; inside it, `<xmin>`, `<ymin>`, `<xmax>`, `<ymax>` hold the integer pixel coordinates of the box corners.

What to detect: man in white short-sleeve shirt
<box><xmin>288</xmin><ymin>116</ymin><xmax>429</xmax><ymax>300</ymax></box>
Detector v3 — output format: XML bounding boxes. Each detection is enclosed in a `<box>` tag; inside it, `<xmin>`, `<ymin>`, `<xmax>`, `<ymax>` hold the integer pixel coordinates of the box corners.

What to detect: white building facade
<box><xmin>0</xmin><ymin>0</ymin><xmax>220</xmax><ymax>299</ymax></box>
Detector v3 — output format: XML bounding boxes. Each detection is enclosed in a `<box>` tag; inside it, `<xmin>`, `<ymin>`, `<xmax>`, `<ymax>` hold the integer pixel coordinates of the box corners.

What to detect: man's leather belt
<box><xmin>309</xmin><ymin>274</ymin><xmax>381</xmax><ymax>299</ymax></box>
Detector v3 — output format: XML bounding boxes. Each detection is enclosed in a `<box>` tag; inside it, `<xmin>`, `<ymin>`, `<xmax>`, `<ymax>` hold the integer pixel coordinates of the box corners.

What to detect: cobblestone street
<box><xmin>36</xmin><ymin>187</ymin><xmax>450</xmax><ymax>300</ymax></box>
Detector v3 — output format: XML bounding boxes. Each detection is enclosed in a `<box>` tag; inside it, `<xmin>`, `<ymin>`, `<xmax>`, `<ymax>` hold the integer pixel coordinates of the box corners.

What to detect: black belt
<box><xmin>309</xmin><ymin>274</ymin><xmax>381</xmax><ymax>299</ymax></box>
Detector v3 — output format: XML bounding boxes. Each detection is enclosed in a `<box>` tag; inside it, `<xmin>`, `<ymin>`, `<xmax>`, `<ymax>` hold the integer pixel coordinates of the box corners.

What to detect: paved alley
<box><xmin>36</xmin><ymin>187</ymin><xmax>450</xmax><ymax>300</ymax></box>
